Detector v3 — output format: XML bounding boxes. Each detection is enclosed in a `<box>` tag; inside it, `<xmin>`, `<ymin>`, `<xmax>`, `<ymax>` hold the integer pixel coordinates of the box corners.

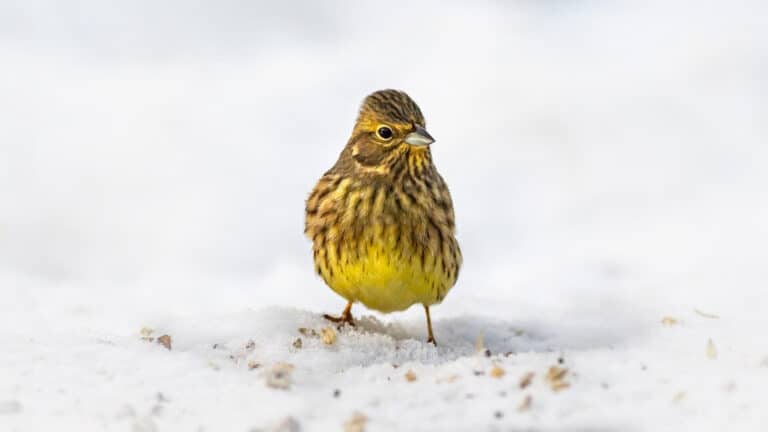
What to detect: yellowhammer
<box><xmin>305</xmin><ymin>89</ymin><xmax>461</xmax><ymax>345</ymax></box>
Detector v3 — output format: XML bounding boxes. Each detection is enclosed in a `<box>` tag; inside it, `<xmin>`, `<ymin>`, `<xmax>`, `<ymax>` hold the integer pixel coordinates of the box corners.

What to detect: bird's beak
<box><xmin>404</xmin><ymin>125</ymin><xmax>435</xmax><ymax>146</ymax></box>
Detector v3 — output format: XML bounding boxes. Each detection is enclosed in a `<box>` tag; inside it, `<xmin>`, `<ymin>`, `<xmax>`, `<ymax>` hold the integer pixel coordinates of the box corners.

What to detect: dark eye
<box><xmin>376</xmin><ymin>126</ymin><xmax>393</xmax><ymax>140</ymax></box>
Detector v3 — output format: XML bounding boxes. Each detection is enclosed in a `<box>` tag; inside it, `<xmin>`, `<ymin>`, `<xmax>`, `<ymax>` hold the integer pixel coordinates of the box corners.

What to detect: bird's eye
<box><xmin>376</xmin><ymin>126</ymin><xmax>393</xmax><ymax>140</ymax></box>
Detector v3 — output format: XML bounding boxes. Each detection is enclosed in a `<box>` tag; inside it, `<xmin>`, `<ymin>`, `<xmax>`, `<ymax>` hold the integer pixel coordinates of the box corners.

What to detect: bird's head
<box><xmin>345</xmin><ymin>89</ymin><xmax>435</xmax><ymax>173</ymax></box>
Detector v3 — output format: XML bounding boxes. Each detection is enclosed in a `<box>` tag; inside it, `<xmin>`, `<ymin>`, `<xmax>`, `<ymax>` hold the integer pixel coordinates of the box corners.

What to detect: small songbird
<box><xmin>305</xmin><ymin>89</ymin><xmax>462</xmax><ymax>345</ymax></box>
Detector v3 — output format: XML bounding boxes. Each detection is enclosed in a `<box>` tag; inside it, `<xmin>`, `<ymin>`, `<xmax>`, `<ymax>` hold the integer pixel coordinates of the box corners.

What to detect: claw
<box><xmin>323</xmin><ymin>301</ymin><xmax>355</xmax><ymax>327</ymax></box>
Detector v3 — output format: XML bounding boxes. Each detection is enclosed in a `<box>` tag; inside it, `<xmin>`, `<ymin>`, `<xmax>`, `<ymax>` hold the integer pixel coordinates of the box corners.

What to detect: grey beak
<box><xmin>404</xmin><ymin>125</ymin><xmax>435</xmax><ymax>146</ymax></box>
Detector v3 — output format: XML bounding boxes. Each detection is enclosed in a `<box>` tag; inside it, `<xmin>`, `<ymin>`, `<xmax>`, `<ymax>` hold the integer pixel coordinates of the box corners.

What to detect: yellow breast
<box><xmin>322</xmin><ymin>228</ymin><xmax>454</xmax><ymax>312</ymax></box>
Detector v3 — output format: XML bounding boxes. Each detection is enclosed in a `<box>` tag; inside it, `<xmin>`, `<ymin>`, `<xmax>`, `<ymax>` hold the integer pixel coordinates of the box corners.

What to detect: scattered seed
<box><xmin>140</xmin><ymin>327</ymin><xmax>155</xmax><ymax>342</ymax></box>
<box><xmin>694</xmin><ymin>309</ymin><xmax>720</xmax><ymax>319</ymax></box>
<box><xmin>244</xmin><ymin>340</ymin><xmax>256</xmax><ymax>351</ymax></box>
<box><xmin>292</xmin><ymin>338</ymin><xmax>303</xmax><ymax>349</ymax></box>
<box><xmin>517</xmin><ymin>395</ymin><xmax>532</xmax><ymax>412</ymax></box>
<box><xmin>489</xmin><ymin>366</ymin><xmax>505</xmax><ymax>379</ymax></box>
<box><xmin>484</xmin><ymin>349</ymin><xmax>492</xmax><ymax>358</ymax></box>
<box><xmin>298</xmin><ymin>328</ymin><xmax>317</xmax><ymax>337</ymax></box>
<box><xmin>672</xmin><ymin>391</ymin><xmax>686</xmax><ymax>403</ymax></box>
<box><xmin>248</xmin><ymin>361</ymin><xmax>261</xmax><ymax>370</ymax></box>
<box><xmin>661</xmin><ymin>316</ymin><xmax>679</xmax><ymax>326</ymax></box>
<box><xmin>157</xmin><ymin>335</ymin><xmax>172</xmax><ymax>350</ymax></box>
<box><xmin>545</xmin><ymin>366</ymin><xmax>570</xmax><ymax>392</ymax></box>
<box><xmin>320</xmin><ymin>327</ymin><xmax>337</xmax><ymax>345</ymax></box>
<box><xmin>436</xmin><ymin>374</ymin><xmax>459</xmax><ymax>384</ymax></box>
<box><xmin>473</xmin><ymin>370</ymin><xmax>485</xmax><ymax>376</ymax></box>
<box><xmin>333</xmin><ymin>389</ymin><xmax>341</xmax><ymax>398</ymax></box>
<box><xmin>706</xmin><ymin>339</ymin><xmax>718</xmax><ymax>359</ymax></box>
<box><xmin>343</xmin><ymin>412</ymin><xmax>368</xmax><ymax>432</ymax></box>
<box><xmin>519</xmin><ymin>372</ymin><xmax>535</xmax><ymax>389</ymax></box>
<box><xmin>475</xmin><ymin>335</ymin><xmax>485</xmax><ymax>353</ymax></box>
<box><xmin>404</xmin><ymin>370</ymin><xmax>417</xmax><ymax>382</ymax></box>
<box><xmin>493</xmin><ymin>411</ymin><xmax>503</xmax><ymax>419</ymax></box>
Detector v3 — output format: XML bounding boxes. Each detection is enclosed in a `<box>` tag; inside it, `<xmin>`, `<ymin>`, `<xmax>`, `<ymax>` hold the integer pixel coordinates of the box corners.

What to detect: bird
<box><xmin>304</xmin><ymin>89</ymin><xmax>462</xmax><ymax>345</ymax></box>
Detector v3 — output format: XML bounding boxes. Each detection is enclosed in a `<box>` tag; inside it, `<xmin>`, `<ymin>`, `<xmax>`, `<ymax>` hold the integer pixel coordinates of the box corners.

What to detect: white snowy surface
<box><xmin>2</xmin><ymin>1</ymin><xmax>768</xmax><ymax>431</ymax></box>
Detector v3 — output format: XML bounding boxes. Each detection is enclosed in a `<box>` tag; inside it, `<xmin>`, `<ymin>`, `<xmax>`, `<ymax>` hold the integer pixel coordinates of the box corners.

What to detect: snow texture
<box><xmin>1</xmin><ymin>1</ymin><xmax>768</xmax><ymax>431</ymax></box>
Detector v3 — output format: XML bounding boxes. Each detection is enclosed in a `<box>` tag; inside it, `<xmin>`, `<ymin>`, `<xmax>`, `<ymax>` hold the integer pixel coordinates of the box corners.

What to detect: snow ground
<box><xmin>2</xmin><ymin>1</ymin><xmax>768</xmax><ymax>431</ymax></box>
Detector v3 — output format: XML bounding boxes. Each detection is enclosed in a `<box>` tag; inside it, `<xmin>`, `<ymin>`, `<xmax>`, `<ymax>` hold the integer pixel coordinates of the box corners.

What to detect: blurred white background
<box><xmin>1</xmin><ymin>2</ymin><xmax>767</xmax><ymax>429</ymax></box>
<box><xmin>2</xmin><ymin>1</ymin><xmax>765</xmax><ymax>313</ymax></box>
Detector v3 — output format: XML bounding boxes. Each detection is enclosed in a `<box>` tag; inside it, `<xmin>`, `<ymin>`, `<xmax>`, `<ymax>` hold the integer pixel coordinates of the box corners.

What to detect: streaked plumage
<box><xmin>305</xmin><ymin>89</ymin><xmax>461</xmax><ymax>344</ymax></box>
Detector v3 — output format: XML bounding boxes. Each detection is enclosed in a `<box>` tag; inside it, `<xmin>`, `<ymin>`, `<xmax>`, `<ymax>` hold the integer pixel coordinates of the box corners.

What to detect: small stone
<box><xmin>333</xmin><ymin>389</ymin><xmax>341</xmax><ymax>398</ymax></box>
<box><xmin>157</xmin><ymin>335</ymin><xmax>172</xmax><ymax>350</ymax></box>
<box><xmin>493</xmin><ymin>410</ymin><xmax>503</xmax><ymax>419</ymax></box>
<box><xmin>265</xmin><ymin>363</ymin><xmax>294</xmax><ymax>390</ymax></box>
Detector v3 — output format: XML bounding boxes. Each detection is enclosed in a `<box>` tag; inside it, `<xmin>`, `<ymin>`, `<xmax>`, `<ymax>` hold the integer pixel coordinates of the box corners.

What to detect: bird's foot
<box><xmin>322</xmin><ymin>313</ymin><xmax>355</xmax><ymax>327</ymax></box>
<box><xmin>323</xmin><ymin>301</ymin><xmax>355</xmax><ymax>328</ymax></box>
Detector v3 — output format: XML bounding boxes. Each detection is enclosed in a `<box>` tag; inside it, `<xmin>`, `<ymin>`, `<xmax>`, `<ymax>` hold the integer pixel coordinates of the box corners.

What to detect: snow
<box><xmin>2</xmin><ymin>1</ymin><xmax>768</xmax><ymax>431</ymax></box>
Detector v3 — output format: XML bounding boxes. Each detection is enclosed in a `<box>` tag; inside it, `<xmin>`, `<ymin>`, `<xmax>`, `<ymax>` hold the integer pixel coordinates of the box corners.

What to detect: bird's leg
<box><xmin>323</xmin><ymin>301</ymin><xmax>355</xmax><ymax>327</ymax></box>
<box><xmin>424</xmin><ymin>305</ymin><xmax>437</xmax><ymax>346</ymax></box>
